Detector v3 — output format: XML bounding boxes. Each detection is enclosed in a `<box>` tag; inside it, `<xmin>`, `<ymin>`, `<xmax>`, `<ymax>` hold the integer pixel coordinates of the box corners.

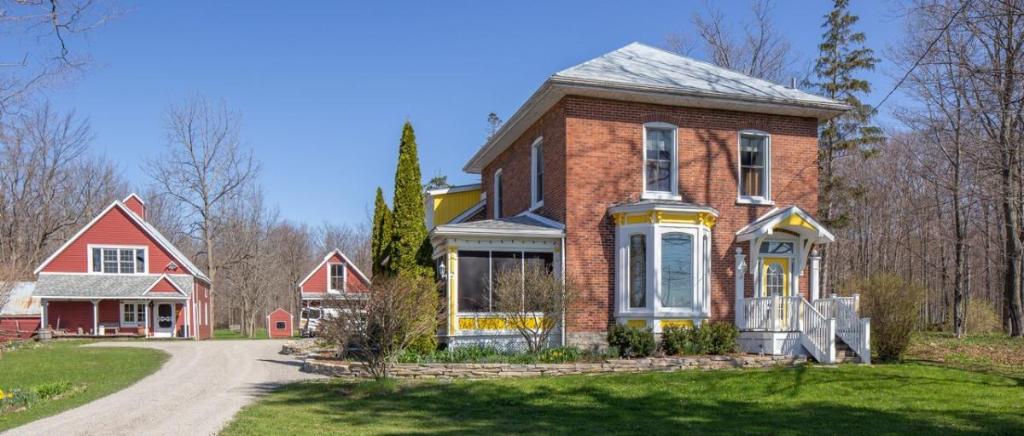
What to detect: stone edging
<box><xmin>300</xmin><ymin>354</ymin><xmax>807</xmax><ymax>379</ymax></box>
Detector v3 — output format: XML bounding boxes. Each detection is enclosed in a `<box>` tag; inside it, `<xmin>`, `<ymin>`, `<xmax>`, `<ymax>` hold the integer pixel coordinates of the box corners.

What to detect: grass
<box><xmin>222</xmin><ymin>362</ymin><xmax>1024</xmax><ymax>435</ymax></box>
<box><xmin>0</xmin><ymin>341</ymin><xmax>166</xmax><ymax>431</ymax></box>
<box><xmin>222</xmin><ymin>333</ymin><xmax>1024</xmax><ymax>435</ymax></box>
<box><xmin>213</xmin><ymin>328</ymin><xmax>270</xmax><ymax>339</ymax></box>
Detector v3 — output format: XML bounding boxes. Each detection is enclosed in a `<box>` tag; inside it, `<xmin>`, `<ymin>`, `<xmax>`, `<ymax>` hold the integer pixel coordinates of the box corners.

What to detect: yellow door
<box><xmin>762</xmin><ymin>257</ymin><xmax>791</xmax><ymax>328</ymax></box>
<box><xmin>761</xmin><ymin>257</ymin><xmax>790</xmax><ymax>297</ymax></box>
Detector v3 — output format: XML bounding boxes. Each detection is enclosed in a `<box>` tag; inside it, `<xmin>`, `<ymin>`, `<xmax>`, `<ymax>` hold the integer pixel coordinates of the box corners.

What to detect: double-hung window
<box><xmin>121</xmin><ymin>302</ymin><xmax>146</xmax><ymax>326</ymax></box>
<box><xmin>531</xmin><ymin>137</ymin><xmax>544</xmax><ymax>209</ymax></box>
<box><xmin>643</xmin><ymin>123</ymin><xmax>679</xmax><ymax>199</ymax></box>
<box><xmin>329</xmin><ymin>264</ymin><xmax>345</xmax><ymax>292</ymax></box>
<box><xmin>92</xmin><ymin>247</ymin><xmax>146</xmax><ymax>274</ymax></box>
<box><xmin>738</xmin><ymin>131</ymin><xmax>771</xmax><ymax>203</ymax></box>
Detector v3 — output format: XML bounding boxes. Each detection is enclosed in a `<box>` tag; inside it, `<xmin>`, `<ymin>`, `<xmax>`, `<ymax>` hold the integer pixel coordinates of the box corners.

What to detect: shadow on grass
<box><xmin>247</xmin><ymin>366</ymin><xmax>1024</xmax><ymax>435</ymax></box>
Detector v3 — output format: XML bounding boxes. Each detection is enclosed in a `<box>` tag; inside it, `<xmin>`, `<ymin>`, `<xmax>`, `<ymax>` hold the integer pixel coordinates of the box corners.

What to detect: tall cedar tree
<box><xmin>811</xmin><ymin>0</ymin><xmax>882</xmax><ymax>291</ymax></box>
<box><xmin>370</xmin><ymin>187</ymin><xmax>393</xmax><ymax>277</ymax></box>
<box><xmin>388</xmin><ymin>122</ymin><xmax>432</xmax><ymax>276</ymax></box>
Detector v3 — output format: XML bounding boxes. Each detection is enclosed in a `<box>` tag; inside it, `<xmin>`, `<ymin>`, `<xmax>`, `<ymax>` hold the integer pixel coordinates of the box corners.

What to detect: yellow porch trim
<box><xmin>457</xmin><ymin>316</ymin><xmax>545</xmax><ymax>331</ymax></box>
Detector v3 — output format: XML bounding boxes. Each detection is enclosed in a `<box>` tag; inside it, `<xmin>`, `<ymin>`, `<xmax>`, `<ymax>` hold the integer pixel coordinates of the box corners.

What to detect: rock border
<box><xmin>301</xmin><ymin>354</ymin><xmax>806</xmax><ymax>379</ymax></box>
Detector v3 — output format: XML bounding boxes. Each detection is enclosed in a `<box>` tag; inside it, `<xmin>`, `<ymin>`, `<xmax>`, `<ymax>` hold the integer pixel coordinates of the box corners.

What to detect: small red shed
<box><xmin>266</xmin><ymin>308</ymin><xmax>293</xmax><ymax>339</ymax></box>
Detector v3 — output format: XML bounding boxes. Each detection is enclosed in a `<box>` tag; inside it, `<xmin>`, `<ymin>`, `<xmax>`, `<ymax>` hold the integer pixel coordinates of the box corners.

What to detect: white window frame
<box><xmin>120</xmin><ymin>301</ymin><xmax>147</xmax><ymax>327</ymax></box>
<box><xmin>641</xmin><ymin>122</ymin><xmax>681</xmax><ymax>200</ymax></box>
<box><xmin>88</xmin><ymin>244</ymin><xmax>149</xmax><ymax>275</ymax></box>
<box><xmin>615</xmin><ymin>222</ymin><xmax>711</xmax><ymax>321</ymax></box>
<box><xmin>493</xmin><ymin>168</ymin><xmax>503</xmax><ymax>219</ymax></box>
<box><xmin>736</xmin><ymin>129</ymin><xmax>773</xmax><ymax>205</ymax></box>
<box><xmin>530</xmin><ymin>136</ymin><xmax>544</xmax><ymax>210</ymax></box>
<box><xmin>626</xmin><ymin>232</ymin><xmax>647</xmax><ymax>310</ymax></box>
<box><xmin>327</xmin><ymin>263</ymin><xmax>346</xmax><ymax>294</ymax></box>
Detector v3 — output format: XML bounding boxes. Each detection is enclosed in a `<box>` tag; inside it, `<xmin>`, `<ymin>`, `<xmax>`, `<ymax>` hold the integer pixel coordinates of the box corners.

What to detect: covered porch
<box><xmin>732</xmin><ymin>206</ymin><xmax>870</xmax><ymax>363</ymax></box>
<box><xmin>34</xmin><ymin>273</ymin><xmax>197</xmax><ymax>339</ymax></box>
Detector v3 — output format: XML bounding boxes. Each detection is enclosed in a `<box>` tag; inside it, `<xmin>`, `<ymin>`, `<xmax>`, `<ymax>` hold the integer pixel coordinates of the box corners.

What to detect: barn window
<box><xmin>93</xmin><ymin>247</ymin><xmax>147</xmax><ymax>274</ymax></box>
<box><xmin>275</xmin><ymin>321</ymin><xmax>287</xmax><ymax>330</ymax></box>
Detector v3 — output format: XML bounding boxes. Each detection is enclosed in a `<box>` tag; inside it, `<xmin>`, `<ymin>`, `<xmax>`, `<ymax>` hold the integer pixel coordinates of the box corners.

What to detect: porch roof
<box><xmin>0</xmin><ymin>282</ymin><xmax>40</xmax><ymax>316</ymax></box>
<box><xmin>431</xmin><ymin>212</ymin><xmax>565</xmax><ymax>239</ymax></box>
<box><xmin>735</xmin><ymin>206</ymin><xmax>834</xmax><ymax>244</ymax></box>
<box><xmin>34</xmin><ymin>273</ymin><xmax>193</xmax><ymax>299</ymax></box>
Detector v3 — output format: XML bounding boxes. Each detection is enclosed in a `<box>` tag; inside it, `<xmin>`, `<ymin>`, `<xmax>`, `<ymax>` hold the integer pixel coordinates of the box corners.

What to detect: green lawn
<box><xmin>222</xmin><ymin>362</ymin><xmax>1024</xmax><ymax>435</ymax></box>
<box><xmin>213</xmin><ymin>328</ymin><xmax>270</xmax><ymax>339</ymax></box>
<box><xmin>0</xmin><ymin>341</ymin><xmax>167</xmax><ymax>431</ymax></box>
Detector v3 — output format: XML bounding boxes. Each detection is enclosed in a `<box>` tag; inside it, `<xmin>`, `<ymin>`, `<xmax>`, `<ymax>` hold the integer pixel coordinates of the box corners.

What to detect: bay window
<box><xmin>615</xmin><ymin>216</ymin><xmax>713</xmax><ymax>323</ymax></box>
<box><xmin>643</xmin><ymin>122</ymin><xmax>679</xmax><ymax>199</ymax></box>
<box><xmin>92</xmin><ymin>246</ymin><xmax>146</xmax><ymax>274</ymax></box>
<box><xmin>738</xmin><ymin>131</ymin><xmax>771</xmax><ymax>203</ymax></box>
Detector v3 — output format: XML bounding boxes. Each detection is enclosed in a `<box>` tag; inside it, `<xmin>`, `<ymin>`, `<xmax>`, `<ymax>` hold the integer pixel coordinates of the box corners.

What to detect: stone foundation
<box><xmin>301</xmin><ymin>354</ymin><xmax>806</xmax><ymax>380</ymax></box>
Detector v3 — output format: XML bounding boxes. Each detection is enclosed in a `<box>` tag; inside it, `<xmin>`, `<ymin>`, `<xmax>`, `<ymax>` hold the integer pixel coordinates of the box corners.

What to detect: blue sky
<box><xmin>46</xmin><ymin>1</ymin><xmax>906</xmax><ymax>228</ymax></box>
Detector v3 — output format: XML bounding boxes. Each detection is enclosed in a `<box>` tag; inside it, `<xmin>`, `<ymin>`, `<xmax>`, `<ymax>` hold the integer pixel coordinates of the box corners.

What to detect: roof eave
<box><xmin>463</xmin><ymin>78</ymin><xmax>850</xmax><ymax>174</ymax></box>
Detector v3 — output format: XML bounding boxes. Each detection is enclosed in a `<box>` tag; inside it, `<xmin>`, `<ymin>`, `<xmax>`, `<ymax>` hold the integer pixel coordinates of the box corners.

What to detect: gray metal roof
<box><xmin>1</xmin><ymin>282</ymin><xmax>40</xmax><ymax>316</ymax></box>
<box><xmin>554</xmin><ymin>43</ymin><xmax>843</xmax><ymax>109</ymax></box>
<box><xmin>432</xmin><ymin>213</ymin><xmax>564</xmax><ymax>238</ymax></box>
<box><xmin>34</xmin><ymin>274</ymin><xmax>193</xmax><ymax>298</ymax></box>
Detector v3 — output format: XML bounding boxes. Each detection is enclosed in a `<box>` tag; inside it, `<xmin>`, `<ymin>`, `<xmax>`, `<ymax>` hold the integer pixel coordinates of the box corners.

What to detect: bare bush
<box><xmin>491</xmin><ymin>263</ymin><xmax>576</xmax><ymax>353</ymax></box>
<box><xmin>847</xmin><ymin>274</ymin><xmax>923</xmax><ymax>362</ymax></box>
<box><xmin>319</xmin><ymin>274</ymin><xmax>440</xmax><ymax>379</ymax></box>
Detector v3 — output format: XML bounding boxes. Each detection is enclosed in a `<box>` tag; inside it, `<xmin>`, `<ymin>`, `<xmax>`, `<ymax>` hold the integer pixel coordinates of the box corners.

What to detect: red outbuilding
<box><xmin>266</xmin><ymin>308</ymin><xmax>292</xmax><ymax>339</ymax></box>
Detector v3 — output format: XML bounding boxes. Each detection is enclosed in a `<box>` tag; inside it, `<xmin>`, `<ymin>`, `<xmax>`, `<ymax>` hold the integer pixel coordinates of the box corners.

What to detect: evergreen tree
<box><xmin>370</xmin><ymin>187</ymin><xmax>393</xmax><ymax>277</ymax></box>
<box><xmin>811</xmin><ymin>0</ymin><xmax>882</xmax><ymax>290</ymax></box>
<box><xmin>388</xmin><ymin>121</ymin><xmax>431</xmax><ymax>276</ymax></box>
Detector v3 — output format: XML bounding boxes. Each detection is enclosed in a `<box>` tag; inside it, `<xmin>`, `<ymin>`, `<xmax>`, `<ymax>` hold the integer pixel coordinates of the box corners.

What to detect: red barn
<box><xmin>297</xmin><ymin>249</ymin><xmax>371</xmax><ymax>335</ymax></box>
<box><xmin>0</xmin><ymin>282</ymin><xmax>41</xmax><ymax>341</ymax></box>
<box><xmin>266</xmin><ymin>308</ymin><xmax>293</xmax><ymax>339</ymax></box>
<box><xmin>32</xmin><ymin>194</ymin><xmax>213</xmax><ymax>339</ymax></box>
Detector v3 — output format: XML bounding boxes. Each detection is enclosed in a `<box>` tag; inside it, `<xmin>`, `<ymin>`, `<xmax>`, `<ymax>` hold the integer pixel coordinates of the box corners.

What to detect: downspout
<box><xmin>560</xmin><ymin>235</ymin><xmax>566</xmax><ymax>347</ymax></box>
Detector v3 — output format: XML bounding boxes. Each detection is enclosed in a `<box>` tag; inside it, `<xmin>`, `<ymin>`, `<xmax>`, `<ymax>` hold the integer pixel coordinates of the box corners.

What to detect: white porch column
<box><xmin>91</xmin><ymin>300</ymin><xmax>99</xmax><ymax>335</ymax></box>
<box><xmin>734</xmin><ymin>247</ymin><xmax>746</xmax><ymax>327</ymax></box>
<box><xmin>144</xmin><ymin>303</ymin><xmax>151</xmax><ymax>337</ymax></box>
<box><xmin>809</xmin><ymin>250</ymin><xmax>821</xmax><ymax>301</ymax></box>
<box><xmin>39</xmin><ymin>299</ymin><xmax>47</xmax><ymax>329</ymax></box>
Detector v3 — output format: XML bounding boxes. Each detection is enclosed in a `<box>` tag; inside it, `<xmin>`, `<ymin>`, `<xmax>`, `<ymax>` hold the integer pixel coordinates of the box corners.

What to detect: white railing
<box><xmin>799</xmin><ymin>298</ymin><xmax>836</xmax><ymax>364</ymax></box>
<box><xmin>740</xmin><ymin>296</ymin><xmax>802</xmax><ymax>332</ymax></box>
<box><xmin>814</xmin><ymin>295</ymin><xmax>871</xmax><ymax>364</ymax></box>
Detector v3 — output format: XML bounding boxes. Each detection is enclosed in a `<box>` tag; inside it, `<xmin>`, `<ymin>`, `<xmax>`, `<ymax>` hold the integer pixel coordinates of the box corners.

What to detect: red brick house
<box><xmin>32</xmin><ymin>194</ymin><xmax>213</xmax><ymax>339</ymax></box>
<box><xmin>297</xmin><ymin>249</ymin><xmax>370</xmax><ymax>334</ymax></box>
<box><xmin>429</xmin><ymin>43</ymin><xmax>870</xmax><ymax>363</ymax></box>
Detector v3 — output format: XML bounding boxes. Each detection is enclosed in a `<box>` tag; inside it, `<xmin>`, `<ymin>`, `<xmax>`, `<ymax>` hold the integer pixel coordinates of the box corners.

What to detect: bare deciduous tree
<box><xmin>147</xmin><ymin>95</ymin><xmax>259</xmax><ymax>329</ymax></box>
<box><xmin>320</xmin><ymin>274</ymin><xmax>440</xmax><ymax>379</ymax></box>
<box><xmin>667</xmin><ymin>0</ymin><xmax>796</xmax><ymax>84</ymax></box>
<box><xmin>492</xmin><ymin>263</ymin><xmax>576</xmax><ymax>353</ymax></box>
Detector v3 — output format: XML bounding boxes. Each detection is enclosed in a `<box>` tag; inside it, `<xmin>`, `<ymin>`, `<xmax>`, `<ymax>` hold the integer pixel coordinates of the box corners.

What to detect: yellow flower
<box><xmin>0</xmin><ymin>388</ymin><xmax>5</xmax><ymax>400</ymax></box>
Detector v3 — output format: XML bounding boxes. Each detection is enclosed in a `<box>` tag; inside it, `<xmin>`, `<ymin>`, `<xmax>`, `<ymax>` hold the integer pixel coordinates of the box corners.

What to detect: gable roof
<box><xmin>431</xmin><ymin>212</ymin><xmax>565</xmax><ymax>239</ymax></box>
<box><xmin>32</xmin><ymin>200</ymin><xmax>210</xmax><ymax>283</ymax></box>
<box><xmin>464</xmin><ymin>42</ymin><xmax>850</xmax><ymax>173</ymax></box>
<box><xmin>297</xmin><ymin>249</ymin><xmax>371</xmax><ymax>290</ymax></box>
<box><xmin>144</xmin><ymin>274</ymin><xmax>188</xmax><ymax>295</ymax></box>
<box><xmin>735</xmin><ymin>205</ymin><xmax>835</xmax><ymax>244</ymax></box>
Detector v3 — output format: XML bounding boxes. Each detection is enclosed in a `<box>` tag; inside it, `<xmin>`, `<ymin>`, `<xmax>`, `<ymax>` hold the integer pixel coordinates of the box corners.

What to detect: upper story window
<box><xmin>493</xmin><ymin>169</ymin><xmax>503</xmax><ymax>218</ymax></box>
<box><xmin>738</xmin><ymin>131</ymin><xmax>771</xmax><ymax>203</ymax></box>
<box><xmin>329</xmin><ymin>264</ymin><xmax>345</xmax><ymax>292</ymax></box>
<box><xmin>91</xmin><ymin>246</ymin><xmax>146</xmax><ymax>274</ymax></box>
<box><xmin>531</xmin><ymin>137</ymin><xmax>544</xmax><ymax>209</ymax></box>
<box><xmin>643</xmin><ymin>122</ymin><xmax>679</xmax><ymax>199</ymax></box>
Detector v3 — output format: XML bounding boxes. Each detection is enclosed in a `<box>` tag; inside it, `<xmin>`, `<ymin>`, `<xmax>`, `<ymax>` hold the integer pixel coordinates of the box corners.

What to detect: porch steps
<box><xmin>832</xmin><ymin>337</ymin><xmax>861</xmax><ymax>364</ymax></box>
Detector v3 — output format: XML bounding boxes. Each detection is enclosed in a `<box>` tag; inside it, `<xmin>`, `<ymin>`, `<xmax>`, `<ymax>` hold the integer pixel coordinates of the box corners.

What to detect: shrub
<box><xmin>607</xmin><ymin>324</ymin><xmax>655</xmax><ymax>358</ymax></box>
<box><xmin>704</xmin><ymin>321</ymin><xmax>739</xmax><ymax>354</ymax></box>
<box><xmin>0</xmin><ymin>388</ymin><xmax>38</xmax><ymax>411</ymax></box>
<box><xmin>32</xmin><ymin>381</ymin><xmax>73</xmax><ymax>400</ymax></box>
<box><xmin>660</xmin><ymin>322</ymin><xmax>738</xmax><ymax>355</ymax></box>
<box><xmin>492</xmin><ymin>264</ymin><xmax>578</xmax><ymax>353</ymax></box>
<box><xmin>850</xmin><ymin>274</ymin><xmax>922</xmax><ymax>362</ymax></box>
<box><xmin>966</xmin><ymin>299</ymin><xmax>1002</xmax><ymax>334</ymax></box>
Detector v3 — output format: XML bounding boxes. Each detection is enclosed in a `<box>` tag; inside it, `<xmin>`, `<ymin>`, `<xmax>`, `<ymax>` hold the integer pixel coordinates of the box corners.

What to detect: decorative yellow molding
<box><xmin>660</xmin><ymin>319</ymin><xmax>695</xmax><ymax>329</ymax></box>
<box><xmin>625</xmin><ymin>319</ymin><xmax>648</xmax><ymax>328</ymax></box>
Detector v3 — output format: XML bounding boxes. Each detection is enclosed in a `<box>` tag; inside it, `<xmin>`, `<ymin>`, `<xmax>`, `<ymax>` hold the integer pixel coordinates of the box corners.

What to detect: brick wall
<box><xmin>479</xmin><ymin>95</ymin><xmax>820</xmax><ymax>340</ymax></box>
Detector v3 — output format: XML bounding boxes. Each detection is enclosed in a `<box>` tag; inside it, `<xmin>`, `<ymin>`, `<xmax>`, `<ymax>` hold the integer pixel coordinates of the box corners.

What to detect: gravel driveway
<box><xmin>7</xmin><ymin>340</ymin><xmax>323</xmax><ymax>436</ymax></box>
